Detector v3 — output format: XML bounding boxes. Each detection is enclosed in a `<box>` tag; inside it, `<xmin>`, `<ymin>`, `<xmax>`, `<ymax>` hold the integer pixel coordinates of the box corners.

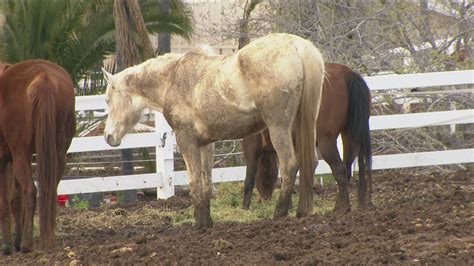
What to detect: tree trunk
<box><xmin>113</xmin><ymin>0</ymin><xmax>155</xmax><ymax>203</ymax></box>
<box><xmin>238</xmin><ymin>0</ymin><xmax>261</xmax><ymax>49</ymax></box>
<box><xmin>128</xmin><ymin>0</ymin><xmax>155</xmax><ymax>59</ymax></box>
<box><xmin>157</xmin><ymin>0</ymin><xmax>171</xmax><ymax>55</ymax></box>
<box><xmin>113</xmin><ymin>0</ymin><xmax>141</xmax><ymax>67</ymax></box>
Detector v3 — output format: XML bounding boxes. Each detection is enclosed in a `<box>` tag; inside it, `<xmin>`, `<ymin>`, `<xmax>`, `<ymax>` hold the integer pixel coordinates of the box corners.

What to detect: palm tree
<box><xmin>112</xmin><ymin>0</ymin><xmax>193</xmax><ymax>202</ymax></box>
<box><xmin>1</xmin><ymin>0</ymin><xmax>193</xmax><ymax>204</ymax></box>
<box><xmin>0</xmin><ymin>0</ymin><xmax>115</xmax><ymax>83</ymax></box>
<box><xmin>0</xmin><ymin>0</ymin><xmax>192</xmax><ymax>86</ymax></box>
<box><xmin>113</xmin><ymin>0</ymin><xmax>145</xmax><ymax>203</ymax></box>
<box><xmin>157</xmin><ymin>0</ymin><xmax>171</xmax><ymax>55</ymax></box>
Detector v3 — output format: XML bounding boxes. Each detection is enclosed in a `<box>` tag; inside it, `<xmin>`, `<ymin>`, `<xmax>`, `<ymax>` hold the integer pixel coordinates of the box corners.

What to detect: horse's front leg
<box><xmin>176</xmin><ymin>133</ymin><xmax>214</xmax><ymax>228</ymax></box>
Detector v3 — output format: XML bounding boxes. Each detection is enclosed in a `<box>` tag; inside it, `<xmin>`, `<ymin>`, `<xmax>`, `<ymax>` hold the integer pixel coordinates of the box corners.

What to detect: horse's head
<box><xmin>102</xmin><ymin>68</ymin><xmax>147</xmax><ymax>147</ymax></box>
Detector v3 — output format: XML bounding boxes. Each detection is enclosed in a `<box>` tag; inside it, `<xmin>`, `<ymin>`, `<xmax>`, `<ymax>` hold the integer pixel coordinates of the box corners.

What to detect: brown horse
<box><xmin>242</xmin><ymin>63</ymin><xmax>372</xmax><ymax>212</ymax></box>
<box><xmin>0</xmin><ymin>60</ymin><xmax>76</xmax><ymax>254</ymax></box>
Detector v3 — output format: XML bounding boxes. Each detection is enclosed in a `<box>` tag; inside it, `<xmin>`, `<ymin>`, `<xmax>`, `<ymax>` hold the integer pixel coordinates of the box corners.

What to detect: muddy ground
<box><xmin>1</xmin><ymin>169</ymin><xmax>473</xmax><ymax>264</ymax></box>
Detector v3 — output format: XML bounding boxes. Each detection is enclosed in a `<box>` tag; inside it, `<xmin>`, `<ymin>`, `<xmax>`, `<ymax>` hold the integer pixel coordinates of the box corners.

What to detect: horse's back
<box><xmin>3</xmin><ymin>60</ymin><xmax>73</xmax><ymax>91</ymax></box>
<box><xmin>1</xmin><ymin>60</ymin><xmax>74</xmax><ymax>106</ymax></box>
<box><xmin>237</xmin><ymin>34</ymin><xmax>323</xmax><ymax>88</ymax></box>
<box><xmin>0</xmin><ymin>60</ymin><xmax>75</xmax><ymax>141</ymax></box>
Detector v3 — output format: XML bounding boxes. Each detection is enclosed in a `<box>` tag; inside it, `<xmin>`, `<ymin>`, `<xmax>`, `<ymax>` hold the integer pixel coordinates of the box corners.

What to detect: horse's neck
<box><xmin>125</xmin><ymin>66</ymin><xmax>167</xmax><ymax>112</ymax></box>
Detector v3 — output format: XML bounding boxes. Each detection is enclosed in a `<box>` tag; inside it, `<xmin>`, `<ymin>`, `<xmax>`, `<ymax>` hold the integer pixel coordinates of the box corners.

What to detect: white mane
<box><xmin>117</xmin><ymin>53</ymin><xmax>184</xmax><ymax>79</ymax></box>
<box><xmin>198</xmin><ymin>44</ymin><xmax>217</xmax><ymax>55</ymax></box>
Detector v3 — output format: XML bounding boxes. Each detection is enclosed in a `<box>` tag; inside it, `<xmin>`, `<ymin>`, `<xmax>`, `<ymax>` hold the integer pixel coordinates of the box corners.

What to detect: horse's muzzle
<box><xmin>105</xmin><ymin>134</ymin><xmax>120</xmax><ymax>147</ymax></box>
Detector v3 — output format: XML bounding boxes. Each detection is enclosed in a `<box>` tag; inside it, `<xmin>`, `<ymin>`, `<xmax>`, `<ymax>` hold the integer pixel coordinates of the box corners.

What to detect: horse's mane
<box><xmin>186</xmin><ymin>44</ymin><xmax>218</xmax><ymax>57</ymax></box>
<box><xmin>133</xmin><ymin>45</ymin><xmax>217</xmax><ymax>73</ymax></box>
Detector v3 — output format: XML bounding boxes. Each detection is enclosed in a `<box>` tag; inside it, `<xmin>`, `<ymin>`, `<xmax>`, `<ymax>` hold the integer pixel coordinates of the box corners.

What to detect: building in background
<box><xmin>164</xmin><ymin>0</ymin><xmax>243</xmax><ymax>54</ymax></box>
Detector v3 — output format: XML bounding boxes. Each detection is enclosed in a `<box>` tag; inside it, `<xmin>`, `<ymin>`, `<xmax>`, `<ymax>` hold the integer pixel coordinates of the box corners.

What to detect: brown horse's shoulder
<box><xmin>0</xmin><ymin>63</ymin><xmax>11</xmax><ymax>78</ymax></box>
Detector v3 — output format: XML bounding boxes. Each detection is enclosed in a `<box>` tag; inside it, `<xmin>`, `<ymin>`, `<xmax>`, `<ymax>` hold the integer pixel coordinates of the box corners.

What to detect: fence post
<box><xmin>155</xmin><ymin>112</ymin><xmax>175</xmax><ymax>199</ymax></box>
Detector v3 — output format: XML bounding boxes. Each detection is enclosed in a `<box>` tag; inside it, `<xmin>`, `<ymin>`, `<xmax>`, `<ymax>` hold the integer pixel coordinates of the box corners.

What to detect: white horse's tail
<box><xmin>295</xmin><ymin>41</ymin><xmax>325</xmax><ymax>217</ymax></box>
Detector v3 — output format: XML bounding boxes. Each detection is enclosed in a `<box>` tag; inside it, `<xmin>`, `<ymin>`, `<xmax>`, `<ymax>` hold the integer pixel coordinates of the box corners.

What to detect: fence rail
<box><xmin>59</xmin><ymin>69</ymin><xmax>474</xmax><ymax>197</ymax></box>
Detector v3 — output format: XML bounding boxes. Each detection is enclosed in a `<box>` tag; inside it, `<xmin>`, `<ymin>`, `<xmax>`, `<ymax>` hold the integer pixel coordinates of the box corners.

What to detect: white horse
<box><xmin>102</xmin><ymin>33</ymin><xmax>325</xmax><ymax>228</ymax></box>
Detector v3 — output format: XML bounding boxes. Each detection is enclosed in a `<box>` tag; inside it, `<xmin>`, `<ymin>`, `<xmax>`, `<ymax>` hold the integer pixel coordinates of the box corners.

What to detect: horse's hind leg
<box><xmin>242</xmin><ymin>135</ymin><xmax>258</xmax><ymax>209</ymax></box>
<box><xmin>267</xmin><ymin>126</ymin><xmax>298</xmax><ymax>219</ymax></box>
<box><xmin>10</xmin><ymin>148</ymin><xmax>36</xmax><ymax>253</ymax></box>
<box><xmin>12</xmin><ymin>180</ymin><xmax>23</xmax><ymax>252</ymax></box>
<box><xmin>5</xmin><ymin>163</ymin><xmax>23</xmax><ymax>253</ymax></box>
<box><xmin>0</xmin><ymin>161</ymin><xmax>13</xmax><ymax>255</ymax></box>
<box><xmin>342</xmin><ymin>133</ymin><xmax>373</xmax><ymax>209</ymax></box>
<box><xmin>319</xmin><ymin>135</ymin><xmax>350</xmax><ymax>213</ymax></box>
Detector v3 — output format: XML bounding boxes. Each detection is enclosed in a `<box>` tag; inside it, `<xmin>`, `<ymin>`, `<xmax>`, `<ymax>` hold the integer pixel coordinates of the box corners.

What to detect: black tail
<box><xmin>346</xmin><ymin>72</ymin><xmax>372</xmax><ymax>171</ymax></box>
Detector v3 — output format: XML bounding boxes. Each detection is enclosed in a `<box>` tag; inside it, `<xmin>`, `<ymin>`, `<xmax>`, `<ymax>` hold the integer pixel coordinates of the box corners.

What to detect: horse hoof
<box><xmin>242</xmin><ymin>200</ymin><xmax>251</xmax><ymax>210</ymax></box>
<box><xmin>273</xmin><ymin>209</ymin><xmax>288</xmax><ymax>220</ymax></box>
<box><xmin>242</xmin><ymin>200</ymin><xmax>252</xmax><ymax>210</ymax></box>
<box><xmin>334</xmin><ymin>197</ymin><xmax>351</xmax><ymax>213</ymax></box>
<box><xmin>357</xmin><ymin>199</ymin><xmax>375</xmax><ymax>210</ymax></box>
<box><xmin>334</xmin><ymin>202</ymin><xmax>351</xmax><ymax>213</ymax></box>
<box><xmin>21</xmin><ymin>246</ymin><xmax>32</xmax><ymax>253</ymax></box>
<box><xmin>14</xmin><ymin>241</ymin><xmax>21</xmax><ymax>252</ymax></box>
<box><xmin>333</xmin><ymin>206</ymin><xmax>351</xmax><ymax>213</ymax></box>
<box><xmin>2</xmin><ymin>245</ymin><xmax>13</xmax><ymax>256</ymax></box>
<box><xmin>195</xmin><ymin>218</ymin><xmax>213</xmax><ymax>229</ymax></box>
<box><xmin>367</xmin><ymin>202</ymin><xmax>375</xmax><ymax>210</ymax></box>
<box><xmin>296</xmin><ymin>209</ymin><xmax>310</xmax><ymax>218</ymax></box>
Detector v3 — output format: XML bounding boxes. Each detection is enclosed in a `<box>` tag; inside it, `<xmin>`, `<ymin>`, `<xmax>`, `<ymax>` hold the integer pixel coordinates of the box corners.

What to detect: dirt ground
<box><xmin>1</xmin><ymin>169</ymin><xmax>473</xmax><ymax>264</ymax></box>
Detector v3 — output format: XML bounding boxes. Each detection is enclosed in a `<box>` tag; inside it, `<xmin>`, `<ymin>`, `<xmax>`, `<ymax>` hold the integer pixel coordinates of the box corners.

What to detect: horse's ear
<box><xmin>102</xmin><ymin>67</ymin><xmax>114</xmax><ymax>87</ymax></box>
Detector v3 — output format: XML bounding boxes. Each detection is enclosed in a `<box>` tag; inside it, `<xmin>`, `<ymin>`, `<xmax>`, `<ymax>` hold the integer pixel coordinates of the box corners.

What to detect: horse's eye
<box><xmin>105</xmin><ymin>99</ymin><xmax>109</xmax><ymax>104</ymax></box>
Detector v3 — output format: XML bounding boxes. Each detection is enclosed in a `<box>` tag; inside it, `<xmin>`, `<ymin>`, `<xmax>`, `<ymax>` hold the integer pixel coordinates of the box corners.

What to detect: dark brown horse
<box><xmin>242</xmin><ymin>63</ymin><xmax>372</xmax><ymax>212</ymax></box>
<box><xmin>0</xmin><ymin>60</ymin><xmax>76</xmax><ymax>254</ymax></box>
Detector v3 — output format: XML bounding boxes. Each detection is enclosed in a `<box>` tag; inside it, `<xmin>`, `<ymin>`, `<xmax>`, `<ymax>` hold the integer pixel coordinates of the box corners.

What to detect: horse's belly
<box><xmin>195</xmin><ymin>107</ymin><xmax>264</xmax><ymax>143</ymax></box>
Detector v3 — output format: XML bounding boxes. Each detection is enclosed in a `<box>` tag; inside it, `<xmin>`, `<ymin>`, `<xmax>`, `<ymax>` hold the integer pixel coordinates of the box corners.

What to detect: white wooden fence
<box><xmin>58</xmin><ymin>70</ymin><xmax>474</xmax><ymax>198</ymax></box>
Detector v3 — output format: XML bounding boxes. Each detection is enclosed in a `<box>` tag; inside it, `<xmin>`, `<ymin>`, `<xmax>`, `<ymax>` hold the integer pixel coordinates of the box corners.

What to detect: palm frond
<box><xmin>0</xmin><ymin>0</ymin><xmax>193</xmax><ymax>90</ymax></box>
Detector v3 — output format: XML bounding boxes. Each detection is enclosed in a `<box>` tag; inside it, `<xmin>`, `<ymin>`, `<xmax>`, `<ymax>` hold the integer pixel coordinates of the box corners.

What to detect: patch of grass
<box><xmin>71</xmin><ymin>195</ymin><xmax>90</xmax><ymax>210</ymax></box>
<box><xmin>168</xmin><ymin>181</ymin><xmax>335</xmax><ymax>226</ymax></box>
<box><xmin>170</xmin><ymin>208</ymin><xmax>194</xmax><ymax>226</ymax></box>
<box><xmin>313</xmin><ymin>196</ymin><xmax>334</xmax><ymax>216</ymax></box>
<box><xmin>315</xmin><ymin>174</ymin><xmax>336</xmax><ymax>187</ymax></box>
